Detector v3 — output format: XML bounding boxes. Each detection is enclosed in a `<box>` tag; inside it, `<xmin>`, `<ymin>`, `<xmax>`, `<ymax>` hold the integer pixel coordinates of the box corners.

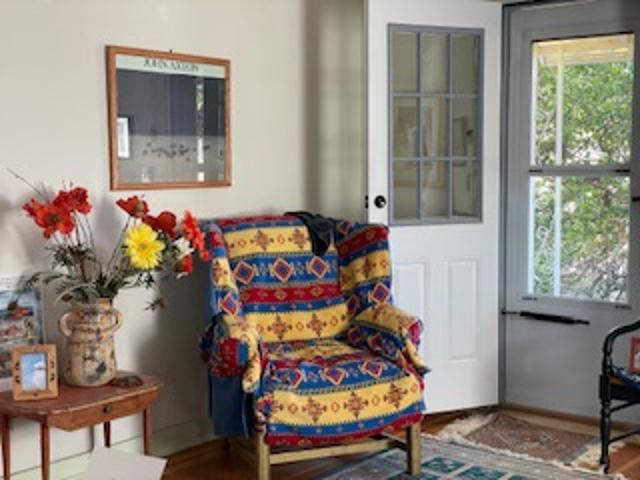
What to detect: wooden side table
<box><xmin>0</xmin><ymin>372</ymin><xmax>162</xmax><ymax>480</ymax></box>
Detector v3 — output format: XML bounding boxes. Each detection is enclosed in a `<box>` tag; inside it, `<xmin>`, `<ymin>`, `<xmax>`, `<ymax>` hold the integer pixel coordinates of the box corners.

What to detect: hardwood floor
<box><xmin>162</xmin><ymin>408</ymin><xmax>640</xmax><ymax>479</ymax></box>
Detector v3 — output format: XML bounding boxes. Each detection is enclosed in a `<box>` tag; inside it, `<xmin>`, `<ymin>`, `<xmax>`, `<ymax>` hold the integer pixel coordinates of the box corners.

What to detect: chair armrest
<box><xmin>346</xmin><ymin>304</ymin><xmax>429</xmax><ymax>375</ymax></box>
<box><xmin>602</xmin><ymin>319</ymin><xmax>640</xmax><ymax>374</ymax></box>
<box><xmin>200</xmin><ymin>313</ymin><xmax>263</xmax><ymax>393</ymax></box>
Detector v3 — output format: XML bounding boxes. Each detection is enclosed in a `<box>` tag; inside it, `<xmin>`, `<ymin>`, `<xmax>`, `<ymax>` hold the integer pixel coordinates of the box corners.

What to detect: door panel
<box><xmin>392</xmin><ymin>263</ymin><xmax>428</xmax><ymax>323</ymax></box>
<box><xmin>366</xmin><ymin>0</ymin><xmax>501</xmax><ymax>412</ymax></box>
<box><xmin>388</xmin><ymin>228</ymin><xmax>498</xmax><ymax>412</ymax></box>
<box><xmin>445</xmin><ymin>259</ymin><xmax>478</xmax><ymax>361</ymax></box>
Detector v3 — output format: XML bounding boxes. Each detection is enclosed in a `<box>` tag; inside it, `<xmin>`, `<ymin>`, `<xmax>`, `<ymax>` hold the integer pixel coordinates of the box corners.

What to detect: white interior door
<box><xmin>365</xmin><ymin>0</ymin><xmax>501</xmax><ymax>412</ymax></box>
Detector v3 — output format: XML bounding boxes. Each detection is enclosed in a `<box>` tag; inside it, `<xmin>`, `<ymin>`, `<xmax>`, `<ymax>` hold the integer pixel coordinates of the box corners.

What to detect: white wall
<box><xmin>304</xmin><ymin>0</ymin><xmax>365</xmax><ymax>220</ymax></box>
<box><xmin>0</xmin><ymin>0</ymin><xmax>362</xmax><ymax>476</ymax></box>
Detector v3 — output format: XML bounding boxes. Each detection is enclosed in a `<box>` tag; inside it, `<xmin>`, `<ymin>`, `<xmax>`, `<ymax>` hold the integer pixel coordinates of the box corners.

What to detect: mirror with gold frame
<box><xmin>107</xmin><ymin>46</ymin><xmax>231</xmax><ymax>190</ymax></box>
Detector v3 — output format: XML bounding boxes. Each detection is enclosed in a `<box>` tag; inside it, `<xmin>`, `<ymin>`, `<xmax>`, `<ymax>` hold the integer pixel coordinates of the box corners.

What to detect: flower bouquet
<box><xmin>19</xmin><ymin>177</ymin><xmax>211</xmax><ymax>386</ymax></box>
<box><xmin>21</xmin><ymin>184</ymin><xmax>210</xmax><ymax>307</ymax></box>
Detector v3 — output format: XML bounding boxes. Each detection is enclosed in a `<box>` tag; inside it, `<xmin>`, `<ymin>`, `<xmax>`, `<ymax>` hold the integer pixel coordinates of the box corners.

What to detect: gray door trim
<box><xmin>500</xmin><ymin>0</ymin><xmax>640</xmax><ymax>401</ymax></box>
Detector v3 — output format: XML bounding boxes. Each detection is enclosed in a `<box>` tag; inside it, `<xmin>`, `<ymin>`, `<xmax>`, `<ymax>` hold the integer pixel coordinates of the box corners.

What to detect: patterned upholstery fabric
<box><xmin>215</xmin><ymin>215</ymin><xmax>349</xmax><ymax>342</ymax></box>
<box><xmin>259</xmin><ymin>338</ymin><xmax>423</xmax><ymax>445</ymax></box>
<box><xmin>334</xmin><ymin>220</ymin><xmax>393</xmax><ymax>318</ymax></box>
<box><xmin>612</xmin><ymin>366</ymin><xmax>640</xmax><ymax>390</ymax></box>
<box><xmin>200</xmin><ymin>215</ymin><xmax>426</xmax><ymax>445</ymax></box>
<box><xmin>348</xmin><ymin>304</ymin><xmax>429</xmax><ymax>377</ymax></box>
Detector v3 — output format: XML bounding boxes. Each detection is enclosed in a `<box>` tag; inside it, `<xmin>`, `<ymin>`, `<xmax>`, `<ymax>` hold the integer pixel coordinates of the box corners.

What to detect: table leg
<box><xmin>2</xmin><ymin>415</ymin><xmax>10</xmax><ymax>480</ymax></box>
<box><xmin>103</xmin><ymin>422</ymin><xmax>111</xmax><ymax>448</ymax></box>
<box><xmin>40</xmin><ymin>423</ymin><xmax>49</xmax><ymax>480</ymax></box>
<box><xmin>143</xmin><ymin>408</ymin><xmax>151</xmax><ymax>455</ymax></box>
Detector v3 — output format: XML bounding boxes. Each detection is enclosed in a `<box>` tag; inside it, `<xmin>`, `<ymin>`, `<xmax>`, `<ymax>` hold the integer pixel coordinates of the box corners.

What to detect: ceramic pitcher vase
<box><xmin>59</xmin><ymin>298</ymin><xmax>122</xmax><ymax>387</ymax></box>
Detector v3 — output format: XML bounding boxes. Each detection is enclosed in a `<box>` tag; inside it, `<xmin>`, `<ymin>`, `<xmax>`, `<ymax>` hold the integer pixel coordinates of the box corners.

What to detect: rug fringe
<box><xmin>436</xmin><ymin>412</ymin><xmax>497</xmax><ymax>440</ymax></box>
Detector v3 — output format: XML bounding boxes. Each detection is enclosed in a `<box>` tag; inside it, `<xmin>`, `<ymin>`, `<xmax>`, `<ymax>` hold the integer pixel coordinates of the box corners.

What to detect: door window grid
<box><xmin>390</xmin><ymin>26</ymin><xmax>483</xmax><ymax>224</ymax></box>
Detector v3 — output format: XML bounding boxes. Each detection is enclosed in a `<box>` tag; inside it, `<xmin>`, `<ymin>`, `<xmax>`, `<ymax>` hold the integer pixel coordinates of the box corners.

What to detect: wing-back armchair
<box><xmin>200</xmin><ymin>215</ymin><xmax>427</xmax><ymax>480</ymax></box>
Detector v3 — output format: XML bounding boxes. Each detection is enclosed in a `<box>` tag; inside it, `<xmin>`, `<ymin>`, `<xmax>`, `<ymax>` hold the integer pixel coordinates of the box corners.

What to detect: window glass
<box><xmin>452</xmin><ymin>99</ymin><xmax>477</xmax><ymax>157</ymax></box>
<box><xmin>527</xmin><ymin>34</ymin><xmax>633</xmax><ymax>303</ymax></box>
<box><xmin>390</xmin><ymin>28</ymin><xmax>482</xmax><ymax>223</ymax></box>
<box><xmin>422</xmin><ymin>161</ymin><xmax>449</xmax><ymax>217</ymax></box>
<box><xmin>452</xmin><ymin>160</ymin><xmax>479</xmax><ymax>217</ymax></box>
<box><xmin>421</xmin><ymin>33</ymin><xmax>449</xmax><ymax>93</ymax></box>
<box><xmin>452</xmin><ymin>35</ymin><xmax>479</xmax><ymax>94</ymax></box>
<box><xmin>422</xmin><ymin>97</ymin><xmax>449</xmax><ymax>157</ymax></box>
<box><xmin>393</xmin><ymin>161</ymin><xmax>419</xmax><ymax>219</ymax></box>
<box><xmin>393</xmin><ymin>32</ymin><xmax>418</xmax><ymax>92</ymax></box>
<box><xmin>529</xmin><ymin>176</ymin><xmax>629</xmax><ymax>302</ymax></box>
<box><xmin>393</xmin><ymin>97</ymin><xmax>419</xmax><ymax>157</ymax></box>
<box><xmin>533</xmin><ymin>35</ymin><xmax>633</xmax><ymax>166</ymax></box>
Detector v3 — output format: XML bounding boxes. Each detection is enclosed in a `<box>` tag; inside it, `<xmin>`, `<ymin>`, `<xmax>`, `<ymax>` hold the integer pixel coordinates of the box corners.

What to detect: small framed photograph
<box><xmin>12</xmin><ymin>344</ymin><xmax>58</xmax><ymax>401</ymax></box>
<box><xmin>630</xmin><ymin>337</ymin><xmax>640</xmax><ymax>374</ymax></box>
<box><xmin>117</xmin><ymin>117</ymin><xmax>131</xmax><ymax>159</ymax></box>
<box><xmin>0</xmin><ymin>275</ymin><xmax>44</xmax><ymax>391</ymax></box>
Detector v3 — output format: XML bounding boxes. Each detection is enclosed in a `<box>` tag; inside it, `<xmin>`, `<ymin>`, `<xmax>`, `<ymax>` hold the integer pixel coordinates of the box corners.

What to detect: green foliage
<box><xmin>532</xmin><ymin>57</ymin><xmax>632</xmax><ymax>301</ymax></box>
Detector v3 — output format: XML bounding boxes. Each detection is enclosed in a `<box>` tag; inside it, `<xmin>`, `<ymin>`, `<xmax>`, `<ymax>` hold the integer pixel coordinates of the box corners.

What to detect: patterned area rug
<box><xmin>317</xmin><ymin>435</ymin><xmax>619</xmax><ymax>479</ymax></box>
<box><xmin>439</xmin><ymin>413</ymin><xmax>594</xmax><ymax>463</ymax></box>
<box><xmin>436</xmin><ymin>413</ymin><xmax>624</xmax><ymax>471</ymax></box>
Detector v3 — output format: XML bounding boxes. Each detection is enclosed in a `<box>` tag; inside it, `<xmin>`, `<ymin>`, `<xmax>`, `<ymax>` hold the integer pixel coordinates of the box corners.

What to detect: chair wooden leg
<box><xmin>255</xmin><ymin>430</ymin><xmax>270</xmax><ymax>480</ymax></box>
<box><xmin>407</xmin><ymin>422</ymin><xmax>421</xmax><ymax>475</ymax></box>
<box><xmin>599</xmin><ymin>398</ymin><xmax>612</xmax><ymax>473</ymax></box>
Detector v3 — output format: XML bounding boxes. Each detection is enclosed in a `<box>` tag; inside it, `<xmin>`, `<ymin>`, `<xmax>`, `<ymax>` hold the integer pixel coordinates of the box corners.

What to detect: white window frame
<box><xmin>503</xmin><ymin>1</ymin><xmax>640</xmax><ymax>319</ymax></box>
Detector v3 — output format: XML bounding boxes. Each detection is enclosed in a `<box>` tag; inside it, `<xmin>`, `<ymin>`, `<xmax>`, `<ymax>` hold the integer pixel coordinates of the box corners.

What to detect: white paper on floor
<box><xmin>85</xmin><ymin>447</ymin><xmax>167</xmax><ymax>480</ymax></box>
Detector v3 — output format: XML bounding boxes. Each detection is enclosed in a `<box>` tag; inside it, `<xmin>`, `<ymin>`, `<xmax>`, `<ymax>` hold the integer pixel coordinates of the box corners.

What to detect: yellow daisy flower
<box><xmin>124</xmin><ymin>223</ymin><xmax>165</xmax><ymax>270</ymax></box>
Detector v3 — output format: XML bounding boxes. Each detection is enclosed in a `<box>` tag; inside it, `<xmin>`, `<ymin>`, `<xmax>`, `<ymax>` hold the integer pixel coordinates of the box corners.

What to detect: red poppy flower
<box><xmin>182</xmin><ymin>211</ymin><xmax>204</xmax><ymax>249</ymax></box>
<box><xmin>116</xmin><ymin>196</ymin><xmax>149</xmax><ymax>218</ymax></box>
<box><xmin>182</xmin><ymin>211</ymin><xmax>200</xmax><ymax>240</ymax></box>
<box><xmin>23</xmin><ymin>199</ymin><xmax>75</xmax><ymax>238</ymax></box>
<box><xmin>177</xmin><ymin>254</ymin><xmax>194</xmax><ymax>275</ymax></box>
<box><xmin>22</xmin><ymin>199</ymin><xmax>40</xmax><ymax>219</ymax></box>
<box><xmin>181</xmin><ymin>211</ymin><xmax>211</xmax><ymax>262</ymax></box>
<box><xmin>191</xmin><ymin>229</ymin><xmax>205</xmax><ymax>252</ymax></box>
<box><xmin>54</xmin><ymin>187</ymin><xmax>92</xmax><ymax>214</ymax></box>
<box><xmin>143</xmin><ymin>211</ymin><xmax>177</xmax><ymax>237</ymax></box>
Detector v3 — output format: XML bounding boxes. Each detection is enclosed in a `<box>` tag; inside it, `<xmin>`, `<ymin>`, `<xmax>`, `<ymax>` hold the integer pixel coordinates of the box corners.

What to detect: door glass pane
<box><xmin>390</xmin><ymin>28</ymin><xmax>481</xmax><ymax>224</ymax></box>
<box><xmin>529</xmin><ymin>175</ymin><xmax>629</xmax><ymax>302</ymax></box>
<box><xmin>452</xmin><ymin>99</ymin><xmax>477</xmax><ymax>156</ymax></box>
<box><xmin>421</xmin><ymin>33</ymin><xmax>448</xmax><ymax>93</ymax></box>
<box><xmin>393</xmin><ymin>32</ymin><xmax>418</xmax><ymax>92</ymax></box>
<box><xmin>452</xmin><ymin>35</ymin><xmax>479</xmax><ymax>94</ymax></box>
<box><xmin>533</xmin><ymin>34</ymin><xmax>633</xmax><ymax>166</ymax></box>
<box><xmin>393</xmin><ymin>97</ymin><xmax>418</xmax><ymax>157</ymax></box>
<box><xmin>452</xmin><ymin>160</ymin><xmax>478</xmax><ymax>216</ymax></box>
<box><xmin>422</xmin><ymin>161</ymin><xmax>448</xmax><ymax>217</ymax></box>
<box><xmin>393</xmin><ymin>161</ymin><xmax>419</xmax><ymax>220</ymax></box>
<box><xmin>422</xmin><ymin>98</ymin><xmax>449</xmax><ymax>157</ymax></box>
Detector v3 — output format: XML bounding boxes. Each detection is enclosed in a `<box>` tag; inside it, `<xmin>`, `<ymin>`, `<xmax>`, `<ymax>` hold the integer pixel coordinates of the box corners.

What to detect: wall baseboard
<box><xmin>3</xmin><ymin>418</ymin><xmax>215</xmax><ymax>480</ymax></box>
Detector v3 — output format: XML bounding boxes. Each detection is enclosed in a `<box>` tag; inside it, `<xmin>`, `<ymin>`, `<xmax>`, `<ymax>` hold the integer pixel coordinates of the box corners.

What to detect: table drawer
<box><xmin>48</xmin><ymin>390</ymin><xmax>159</xmax><ymax>430</ymax></box>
